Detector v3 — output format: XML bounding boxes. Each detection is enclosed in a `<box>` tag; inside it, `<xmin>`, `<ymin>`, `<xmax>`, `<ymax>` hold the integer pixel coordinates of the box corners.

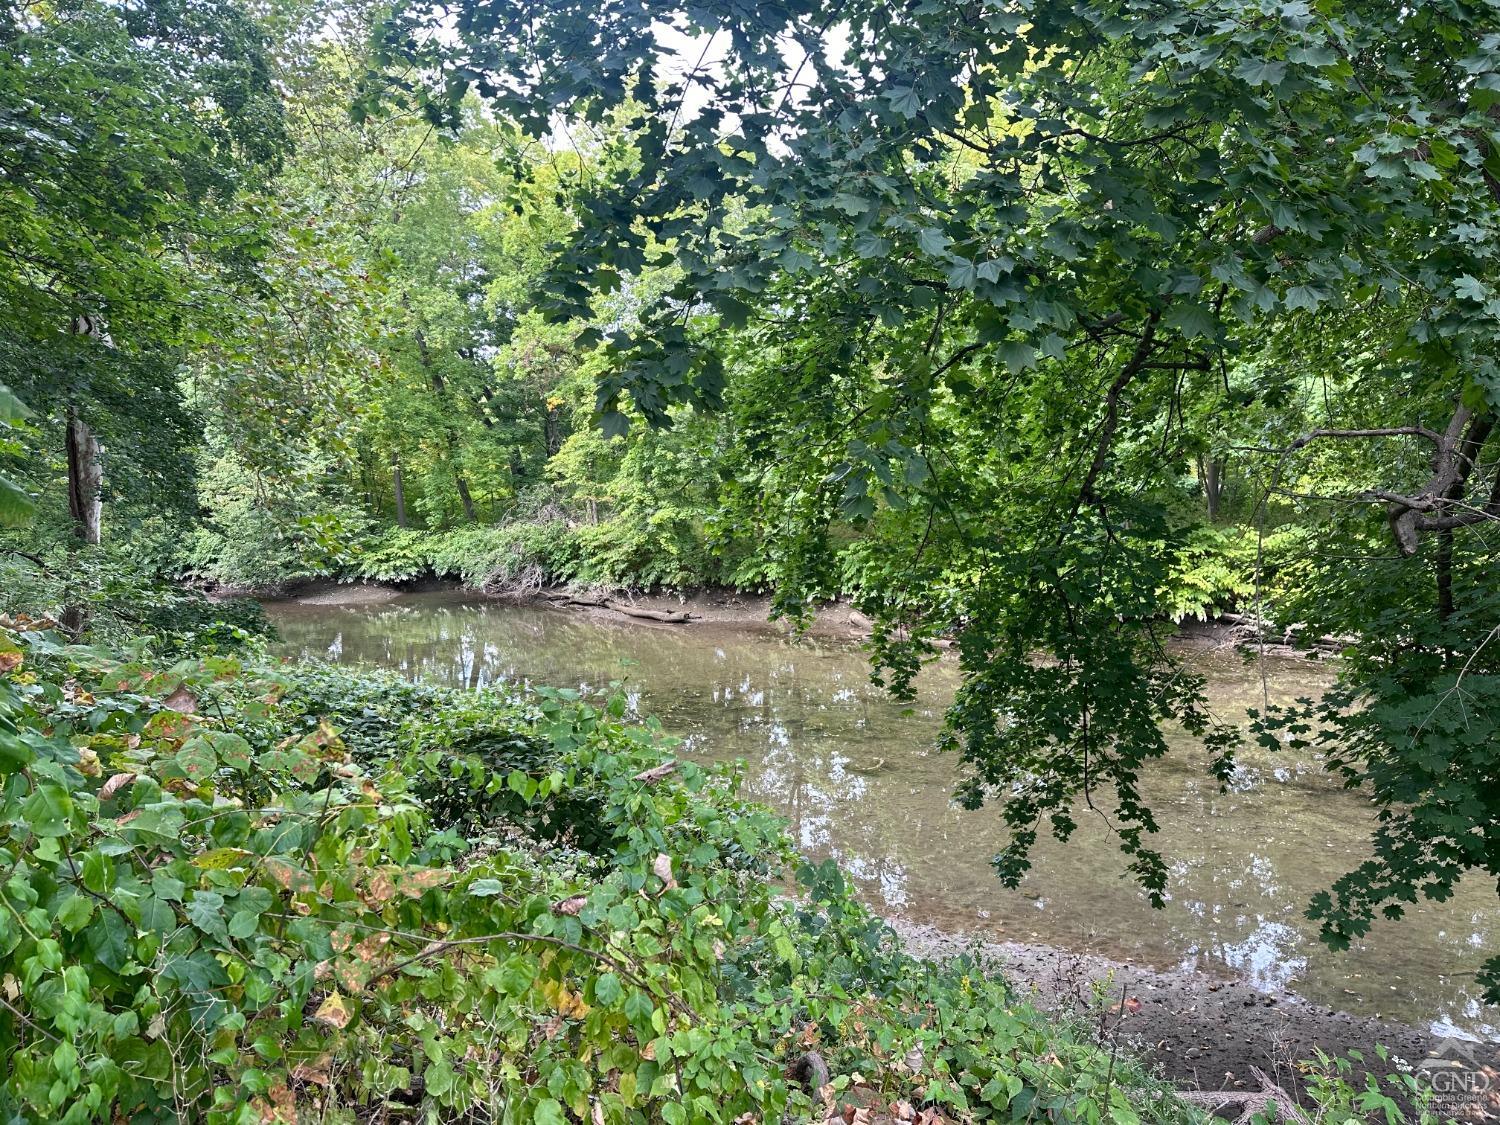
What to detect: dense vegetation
<box><xmin>0</xmin><ymin>621</ymin><xmax>1207</xmax><ymax>1122</ymax></box>
<box><xmin>0</xmin><ymin>0</ymin><xmax>1497</xmax><ymax>1117</ymax></box>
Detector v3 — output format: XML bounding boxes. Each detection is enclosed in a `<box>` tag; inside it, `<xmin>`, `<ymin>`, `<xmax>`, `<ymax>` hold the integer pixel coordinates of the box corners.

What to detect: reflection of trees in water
<box><xmin>267</xmin><ymin>594</ymin><xmax>1499</xmax><ymax>1037</ymax></box>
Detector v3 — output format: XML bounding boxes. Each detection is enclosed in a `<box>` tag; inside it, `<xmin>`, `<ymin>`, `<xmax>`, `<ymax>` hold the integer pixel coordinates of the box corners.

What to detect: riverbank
<box><xmin>890</xmin><ymin>921</ymin><xmax>1458</xmax><ymax>1104</ymax></box>
<box><xmin>265</xmin><ymin>577</ymin><xmax>1335</xmax><ymax>661</ymax></box>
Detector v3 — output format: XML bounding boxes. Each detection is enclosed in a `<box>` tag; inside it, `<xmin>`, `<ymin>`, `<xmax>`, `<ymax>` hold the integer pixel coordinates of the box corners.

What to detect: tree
<box><xmin>0</xmin><ymin>0</ymin><xmax>286</xmax><ymax>550</ymax></box>
<box><xmin>368</xmin><ymin>1</ymin><xmax>1500</xmax><ymax>991</ymax></box>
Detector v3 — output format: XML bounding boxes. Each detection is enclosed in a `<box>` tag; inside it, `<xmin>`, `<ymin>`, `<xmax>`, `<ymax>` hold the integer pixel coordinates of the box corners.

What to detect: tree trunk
<box><xmin>66</xmin><ymin>408</ymin><xmax>102</xmax><ymax>545</ymax></box>
<box><xmin>392</xmin><ymin>452</ymin><xmax>408</xmax><ymax>528</ymax></box>
<box><xmin>1436</xmin><ymin>526</ymin><xmax>1455</xmax><ymax>621</ymax></box>
<box><xmin>456</xmin><ymin>474</ymin><xmax>476</xmax><ymax>522</ymax></box>
<box><xmin>1200</xmin><ymin>455</ymin><xmax>1223</xmax><ymax>520</ymax></box>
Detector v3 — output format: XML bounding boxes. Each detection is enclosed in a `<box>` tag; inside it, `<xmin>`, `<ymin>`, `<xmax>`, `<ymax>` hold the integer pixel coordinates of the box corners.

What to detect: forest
<box><xmin>1</xmin><ymin>0</ymin><xmax>1498</xmax><ymax>1120</ymax></box>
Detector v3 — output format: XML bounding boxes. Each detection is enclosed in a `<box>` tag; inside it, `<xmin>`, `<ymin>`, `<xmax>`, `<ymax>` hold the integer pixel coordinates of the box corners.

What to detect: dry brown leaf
<box><xmin>552</xmin><ymin>895</ymin><xmax>587</xmax><ymax>916</ymax></box>
<box><xmin>397</xmin><ymin>867</ymin><xmax>448</xmax><ymax>898</ymax></box>
<box><xmin>0</xmin><ymin>650</ymin><xmax>21</xmax><ymax>675</ymax></box>
<box><xmin>75</xmin><ymin>747</ymin><xmax>101</xmax><ymax>777</ymax></box>
<box><xmin>363</xmin><ymin>868</ymin><xmax>396</xmax><ymax>906</ymax></box>
<box><xmin>256</xmin><ymin>1083</ymin><xmax>297</xmax><ymax>1123</ymax></box>
<box><xmin>291</xmin><ymin>1061</ymin><xmax>331</xmax><ymax>1087</ymax></box>
<box><xmin>162</xmin><ymin>686</ymin><xmax>197</xmax><ymax>714</ymax></box>
<box><xmin>1122</xmin><ymin>996</ymin><xmax>1142</xmax><ymax>1014</ymax></box>
<box><xmin>100</xmin><ymin>772</ymin><xmax>136</xmax><ymax>801</ymax></box>
<box><xmin>652</xmin><ymin>853</ymin><xmax>677</xmax><ymax>892</ymax></box>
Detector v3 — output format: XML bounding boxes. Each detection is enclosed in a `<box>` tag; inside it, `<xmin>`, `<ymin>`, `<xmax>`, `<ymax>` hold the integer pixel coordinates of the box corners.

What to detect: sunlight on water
<box><xmin>267</xmin><ymin>590</ymin><xmax>1498</xmax><ymax>1037</ymax></box>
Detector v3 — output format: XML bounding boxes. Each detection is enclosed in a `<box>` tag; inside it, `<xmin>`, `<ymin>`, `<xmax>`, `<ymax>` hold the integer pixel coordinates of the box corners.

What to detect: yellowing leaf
<box><xmin>313</xmin><ymin>991</ymin><xmax>353</xmax><ymax>1030</ymax></box>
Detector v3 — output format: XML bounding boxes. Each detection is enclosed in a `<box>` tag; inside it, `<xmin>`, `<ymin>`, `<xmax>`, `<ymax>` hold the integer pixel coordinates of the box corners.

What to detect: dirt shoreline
<box><xmin>261</xmin><ymin>578</ymin><xmax>1324</xmax><ymax>657</ymax></box>
<box><xmin>887</xmin><ymin>920</ymin><xmax>1472</xmax><ymax>1103</ymax></box>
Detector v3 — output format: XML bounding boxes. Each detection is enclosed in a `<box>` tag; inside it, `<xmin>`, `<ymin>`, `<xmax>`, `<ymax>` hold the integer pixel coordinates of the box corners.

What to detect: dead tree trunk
<box><xmin>65</xmin><ymin>408</ymin><xmax>102</xmax><ymax>546</ymax></box>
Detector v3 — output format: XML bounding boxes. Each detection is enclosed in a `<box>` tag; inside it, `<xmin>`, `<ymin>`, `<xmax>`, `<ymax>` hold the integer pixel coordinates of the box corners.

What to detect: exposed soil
<box><xmin>283</xmin><ymin>582</ymin><xmax>405</xmax><ymax>607</ymax></box>
<box><xmin>890</xmin><ymin>919</ymin><xmax>1492</xmax><ymax>1107</ymax></box>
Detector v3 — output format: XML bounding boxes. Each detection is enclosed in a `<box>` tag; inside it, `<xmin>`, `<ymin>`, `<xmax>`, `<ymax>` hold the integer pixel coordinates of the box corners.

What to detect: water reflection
<box><xmin>266</xmin><ymin>591</ymin><xmax>1498</xmax><ymax>1037</ymax></box>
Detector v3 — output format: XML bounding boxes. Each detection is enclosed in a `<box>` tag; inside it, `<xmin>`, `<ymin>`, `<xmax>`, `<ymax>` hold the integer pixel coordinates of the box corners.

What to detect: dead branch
<box><xmin>1179</xmin><ymin>1068</ymin><xmax>1305</xmax><ymax>1124</ymax></box>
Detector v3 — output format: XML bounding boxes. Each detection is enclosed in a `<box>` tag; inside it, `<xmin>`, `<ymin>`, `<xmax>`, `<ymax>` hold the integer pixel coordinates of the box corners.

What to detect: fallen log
<box><xmin>545</xmin><ymin>591</ymin><xmax>611</xmax><ymax>609</ymax></box>
<box><xmin>542</xmin><ymin>590</ymin><xmax>695</xmax><ymax>623</ymax></box>
<box><xmin>603</xmin><ymin>599</ymin><xmax>693</xmax><ymax>623</ymax></box>
<box><xmin>1218</xmin><ymin>612</ymin><xmax>1351</xmax><ymax>651</ymax></box>
<box><xmin>1179</xmin><ymin>1067</ymin><xmax>1304</xmax><ymax>1124</ymax></box>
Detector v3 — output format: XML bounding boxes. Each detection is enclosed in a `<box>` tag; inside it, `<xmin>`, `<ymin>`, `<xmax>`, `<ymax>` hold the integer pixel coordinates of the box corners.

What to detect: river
<box><xmin>265</xmin><ymin>589</ymin><xmax>1498</xmax><ymax>1039</ymax></box>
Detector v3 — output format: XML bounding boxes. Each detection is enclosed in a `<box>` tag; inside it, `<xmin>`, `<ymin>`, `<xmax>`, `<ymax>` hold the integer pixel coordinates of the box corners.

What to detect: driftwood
<box><xmin>1178</xmin><ymin>1068</ymin><xmax>1305</xmax><ymax>1124</ymax></box>
<box><xmin>632</xmin><ymin>760</ymin><xmax>679</xmax><ymax>784</ymax></box>
<box><xmin>1218</xmin><ymin>612</ymin><xmax>1350</xmax><ymax>652</ymax></box>
<box><xmin>545</xmin><ymin>591</ymin><xmax>694</xmax><ymax>624</ymax></box>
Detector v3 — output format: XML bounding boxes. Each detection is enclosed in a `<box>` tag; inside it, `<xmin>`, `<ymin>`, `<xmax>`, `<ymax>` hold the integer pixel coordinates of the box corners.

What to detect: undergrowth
<box><xmin>0</xmin><ymin>623</ymin><xmax>1201</xmax><ymax>1124</ymax></box>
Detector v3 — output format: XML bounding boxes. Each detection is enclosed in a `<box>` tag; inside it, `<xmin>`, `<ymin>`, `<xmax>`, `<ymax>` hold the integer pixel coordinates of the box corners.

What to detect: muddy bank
<box><xmin>261</xmin><ymin>577</ymin><xmax>1327</xmax><ymax>659</ymax></box>
<box><xmin>891</xmin><ymin>919</ymin><xmax>1472</xmax><ymax>1102</ymax></box>
<box><xmin>252</xmin><ymin>578</ymin><xmax>445</xmax><ymax>607</ymax></box>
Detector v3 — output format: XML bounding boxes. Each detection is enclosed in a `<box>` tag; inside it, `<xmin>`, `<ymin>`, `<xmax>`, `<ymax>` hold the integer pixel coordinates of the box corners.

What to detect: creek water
<box><xmin>265</xmin><ymin>589</ymin><xmax>1498</xmax><ymax>1039</ymax></box>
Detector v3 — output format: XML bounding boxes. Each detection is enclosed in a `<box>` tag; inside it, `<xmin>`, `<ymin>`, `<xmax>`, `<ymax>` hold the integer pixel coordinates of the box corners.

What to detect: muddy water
<box><xmin>265</xmin><ymin>590</ymin><xmax>1498</xmax><ymax>1038</ymax></box>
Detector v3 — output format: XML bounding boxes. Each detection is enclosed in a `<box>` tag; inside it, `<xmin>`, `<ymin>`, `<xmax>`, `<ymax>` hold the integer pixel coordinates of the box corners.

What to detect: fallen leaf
<box><xmin>1122</xmin><ymin>996</ymin><xmax>1142</xmax><ymax>1015</ymax></box>
<box><xmin>901</xmin><ymin>1045</ymin><xmax>924</xmax><ymax>1074</ymax></box>
<box><xmin>100</xmin><ymin>772</ymin><xmax>136</xmax><ymax>801</ymax></box>
<box><xmin>75</xmin><ymin>747</ymin><xmax>101</xmax><ymax>777</ymax></box>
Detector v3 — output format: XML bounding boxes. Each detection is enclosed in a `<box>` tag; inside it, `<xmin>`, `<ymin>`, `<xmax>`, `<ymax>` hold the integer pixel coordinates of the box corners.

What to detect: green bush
<box><xmin>0</xmin><ymin>626</ymin><xmax>1205</xmax><ymax>1124</ymax></box>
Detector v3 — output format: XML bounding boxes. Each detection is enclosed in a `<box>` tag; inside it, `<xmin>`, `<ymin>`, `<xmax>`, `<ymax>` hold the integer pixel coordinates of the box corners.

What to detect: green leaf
<box><xmin>1163</xmin><ymin>303</ymin><xmax>1216</xmax><ymax>340</ymax></box>
<box><xmin>0</xmin><ymin>383</ymin><xmax>29</xmax><ymax>424</ymax></box>
<box><xmin>600</xmin><ymin>411</ymin><xmax>629</xmax><ymax>440</ymax></box>
<box><xmin>22</xmin><ymin>784</ymin><xmax>73</xmax><ymax>837</ymax></box>
<box><xmin>884</xmin><ymin>86</ymin><xmax>921</xmax><ymax>118</ymax></box>
<box><xmin>186</xmin><ymin>890</ymin><xmax>227</xmax><ymax>939</ymax></box>
<box><xmin>1456</xmin><ymin>275</ymin><xmax>1490</xmax><ymax>303</ymax></box>
<box><xmin>0</xmin><ymin>477</ymin><xmax>34</xmax><ymax>528</ymax></box>
<box><xmin>1234</xmin><ymin>57</ymin><xmax>1286</xmax><ymax>87</ymax></box>
<box><xmin>594</xmin><ymin>972</ymin><xmax>622</xmax><ymax>1006</ymax></box>
<box><xmin>534</xmin><ymin>1098</ymin><xmax>567</xmax><ymax>1125</ymax></box>
<box><xmin>228</xmin><ymin>910</ymin><xmax>259</xmax><ymax>939</ymax></box>
<box><xmin>57</xmin><ymin>893</ymin><xmax>96</xmax><ymax>933</ymax></box>
<box><xmin>176</xmin><ymin>738</ymin><xmax>218</xmax><ymax>782</ymax></box>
